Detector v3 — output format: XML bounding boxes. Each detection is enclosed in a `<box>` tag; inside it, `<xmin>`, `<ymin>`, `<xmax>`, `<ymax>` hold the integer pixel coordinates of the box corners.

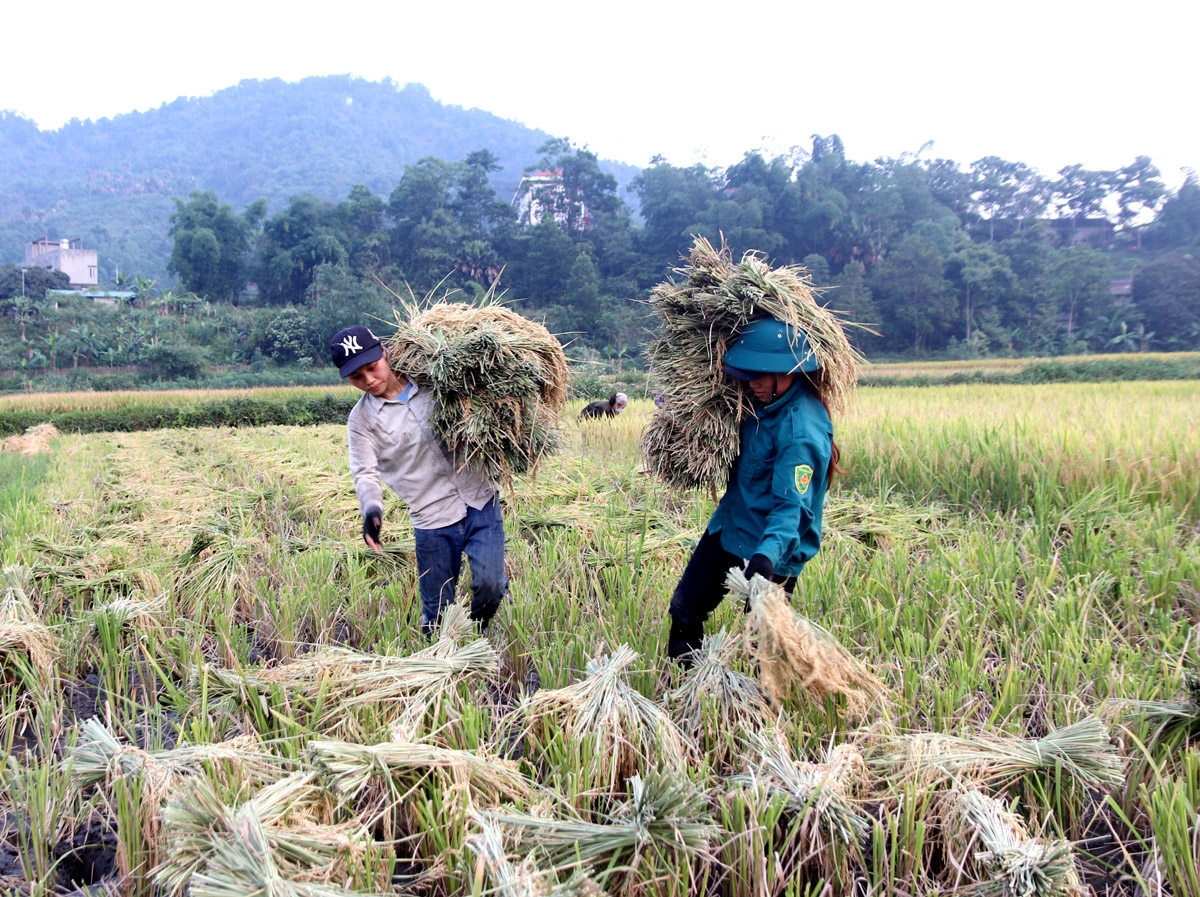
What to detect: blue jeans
<box><xmin>413</xmin><ymin>495</ymin><xmax>507</xmax><ymax>635</ymax></box>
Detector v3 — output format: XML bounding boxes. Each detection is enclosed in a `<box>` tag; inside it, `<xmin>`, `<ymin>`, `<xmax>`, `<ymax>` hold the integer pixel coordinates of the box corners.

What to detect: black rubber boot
<box><xmin>667</xmin><ymin>617</ymin><xmax>704</xmax><ymax>668</ymax></box>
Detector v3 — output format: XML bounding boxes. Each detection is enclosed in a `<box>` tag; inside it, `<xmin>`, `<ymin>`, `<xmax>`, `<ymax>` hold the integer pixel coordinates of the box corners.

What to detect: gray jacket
<box><xmin>347</xmin><ymin>381</ymin><xmax>497</xmax><ymax>529</ymax></box>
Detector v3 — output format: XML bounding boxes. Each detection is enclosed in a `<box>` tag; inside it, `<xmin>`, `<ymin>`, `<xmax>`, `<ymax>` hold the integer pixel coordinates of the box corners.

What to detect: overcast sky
<box><xmin>4</xmin><ymin>0</ymin><xmax>1196</xmax><ymax>188</ymax></box>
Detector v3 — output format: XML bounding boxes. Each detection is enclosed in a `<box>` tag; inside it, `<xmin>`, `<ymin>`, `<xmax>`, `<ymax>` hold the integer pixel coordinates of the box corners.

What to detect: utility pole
<box><xmin>20</xmin><ymin>267</ymin><xmax>26</xmax><ymax>298</ymax></box>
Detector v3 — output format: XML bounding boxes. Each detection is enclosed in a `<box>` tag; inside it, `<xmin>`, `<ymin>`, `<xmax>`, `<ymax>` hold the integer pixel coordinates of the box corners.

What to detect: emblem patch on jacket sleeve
<box><xmin>795</xmin><ymin>464</ymin><xmax>814</xmax><ymax>494</ymax></box>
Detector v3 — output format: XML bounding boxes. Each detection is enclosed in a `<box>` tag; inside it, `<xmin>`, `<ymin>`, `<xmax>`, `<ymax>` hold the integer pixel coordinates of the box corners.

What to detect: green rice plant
<box><xmin>521</xmin><ymin>644</ymin><xmax>695</xmax><ymax>795</ymax></box>
<box><xmin>480</xmin><ymin>770</ymin><xmax>718</xmax><ymax>897</ymax></box>
<box><xmin>939</xmin><ymin>785</ymin><xmax>1083</xmax><ymax>897</ymax></box>
<box><xmin>1139</xmin><ymin>749</ymin><xmax>1200</xmax><ymax>897</ymax></box>
<box><xmin>863</xmin><ymin>781</ymin><xmax>937</xmax><ymax>895</ymax></box>
<box><xmin>2</xmin><ymin>751</ymin><xmax>78</xmax><ymax>896</ymax></box>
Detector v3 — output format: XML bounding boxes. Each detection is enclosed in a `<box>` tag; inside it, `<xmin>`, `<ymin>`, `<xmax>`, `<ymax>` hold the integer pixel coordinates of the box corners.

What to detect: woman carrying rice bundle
<box><xmin>667</xmin><ymin>316</ymin><xmax>841</xmax><ymax>665</ymax></box>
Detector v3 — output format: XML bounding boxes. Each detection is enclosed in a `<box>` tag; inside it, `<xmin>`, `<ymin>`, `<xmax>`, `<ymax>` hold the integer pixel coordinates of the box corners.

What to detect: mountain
<box><xmin>0</xmin><ymin>75</ymin><xmax>641</xmax><ymax>281</ymax></box>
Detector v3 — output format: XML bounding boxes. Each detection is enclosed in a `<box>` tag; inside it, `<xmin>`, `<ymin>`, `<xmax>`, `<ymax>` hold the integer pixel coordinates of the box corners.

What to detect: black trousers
<box><xmin>668</xmin><ymin>529</ymin><xmax>796</xmax><ymax>628</ymax></box>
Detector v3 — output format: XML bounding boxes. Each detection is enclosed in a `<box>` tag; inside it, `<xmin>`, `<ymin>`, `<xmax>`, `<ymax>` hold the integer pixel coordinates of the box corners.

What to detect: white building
<box><xmin>511</xmin><ymin>169</ymin><xmax>590</xmax><ymax>229</ymax></box>
<box><xmin>24</xmin><ymin>238</ymin><xmax>99</xmax><ymax>289</ymax></box>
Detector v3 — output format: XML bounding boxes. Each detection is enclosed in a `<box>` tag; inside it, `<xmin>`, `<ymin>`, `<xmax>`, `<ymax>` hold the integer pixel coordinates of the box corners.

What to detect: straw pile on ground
<box><xmin>939</xmin><ymin>786</ymin><xmax>1083</xmax><ymax>897</ymax></box>
<box><xmin>727</xmin><ymin>570</ymin><xmax>889</xmax><ymax>716</ymax></box>
<box><xmin>869</xmin><ymin>717</ymin><xmax>1124</xmax><ymax>790</ymax></box>
<box><xmin>384</xmin><ymin>299</ymin><xmax>568</xmax><ymax>485</ymax></box>
<box><xmin>1</xmin><ymin>422</ymin><xmax>58</xmax><ymax>454</ymax></box>
<box><xmin>521</xmin><ymin>644</ymin><xmax>694</xmax><ymax>795</ymax></box>
<box><xmin>664</xmin><ymin>629</ymin><xmax>776</xmax><ymax>769</ymax></box>
<box><xmin>642</xmin><ymin>237</ymin><xmax>859</xmax><ymax>491</ymax></box>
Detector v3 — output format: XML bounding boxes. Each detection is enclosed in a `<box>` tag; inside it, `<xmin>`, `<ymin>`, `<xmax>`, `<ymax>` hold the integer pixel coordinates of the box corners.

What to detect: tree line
<box><xmin>4</xmin><ymin>135</ymin><xmax>1200</xmax><ymax>382</ymax></box>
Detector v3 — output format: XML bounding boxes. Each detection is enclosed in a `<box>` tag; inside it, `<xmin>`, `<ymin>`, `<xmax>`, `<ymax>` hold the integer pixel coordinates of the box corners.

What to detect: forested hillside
<box><xmin>2</xmin><ymin>76</ymin><xmax>1199</xmax><ymax>390</ymax></box>
<box><xmin>0</xmin><ymin>76</ymin><xmax>640</xmax><ymax>281</ymax></box>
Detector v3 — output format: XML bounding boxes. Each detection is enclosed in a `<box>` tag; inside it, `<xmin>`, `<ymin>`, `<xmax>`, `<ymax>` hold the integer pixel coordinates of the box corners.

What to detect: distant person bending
<box><xmin>580</xmin><ymin>392</ymin><xmax>628</xmax><ymax>420</ymax></box>
<box><xmin>332</xmin><ymin>325</ymin><xmax>507</xmax><ymax>637</ymax></box>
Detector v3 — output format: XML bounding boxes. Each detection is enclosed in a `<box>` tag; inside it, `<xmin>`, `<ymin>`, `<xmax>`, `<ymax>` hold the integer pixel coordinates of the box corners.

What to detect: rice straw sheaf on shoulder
<box><xmin>642</xmin><ymin>236</ymin><xmax>862</xmax><ymax>492</ymax></box>
<box><xmin>383</xmin><ymin>290</ymin><xmax>569</xmax><ymax>486</ymax></box>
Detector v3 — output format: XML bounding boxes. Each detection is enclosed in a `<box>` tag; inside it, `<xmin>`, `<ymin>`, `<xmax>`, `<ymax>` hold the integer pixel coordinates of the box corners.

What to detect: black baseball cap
<box><xmin>331</xmin><ymin>325</ymin><xmax>383</xmax><ymax>377</ymax></box>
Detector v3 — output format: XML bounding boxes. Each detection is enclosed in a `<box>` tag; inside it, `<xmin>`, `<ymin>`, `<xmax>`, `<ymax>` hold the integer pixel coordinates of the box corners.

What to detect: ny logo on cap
<box><xmin>340</xmin><ymin>334</ymin><xmax>363</xmax><ymax>354</ymax></box>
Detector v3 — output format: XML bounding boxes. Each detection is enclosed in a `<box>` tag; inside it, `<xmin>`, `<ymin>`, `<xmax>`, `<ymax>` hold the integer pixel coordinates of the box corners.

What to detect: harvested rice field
<box><xmin>0</xmin><ymin>381</ymin><xmax>1198</xmax><ymax>897</ymax></box>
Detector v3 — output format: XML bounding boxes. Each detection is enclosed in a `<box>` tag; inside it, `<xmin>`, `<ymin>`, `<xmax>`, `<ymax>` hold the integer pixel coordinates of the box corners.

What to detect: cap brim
<box><xmin>338</xmin><ymin>344</ymin><xmax>383</xmax><ymax>377</ymax></box>
<box><xmin>722</xmin><ymin>364</ymin><xmax>760</xmax><ymax>382</ymax></box>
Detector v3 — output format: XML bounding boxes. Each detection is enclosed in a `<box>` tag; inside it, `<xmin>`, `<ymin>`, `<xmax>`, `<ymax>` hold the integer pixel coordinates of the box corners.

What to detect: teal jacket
<box><xmin>707</xmin><ymin>382</ymin><xmax>832</xmax><ymax>577</ymax></box>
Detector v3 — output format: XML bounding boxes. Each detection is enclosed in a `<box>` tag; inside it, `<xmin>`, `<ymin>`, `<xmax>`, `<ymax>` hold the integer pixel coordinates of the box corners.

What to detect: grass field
<box><xmin>0</xmin><ymin>384</ymin><xmax>1197</xmax><ymax>896</ymax></box>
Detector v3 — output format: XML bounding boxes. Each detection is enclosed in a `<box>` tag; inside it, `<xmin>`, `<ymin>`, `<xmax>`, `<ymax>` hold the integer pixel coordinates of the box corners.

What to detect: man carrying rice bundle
<box><xmin>332</xmin><ymin>324</ymin><xmax>507</xmax><ymax>636</ymax></box>
<box><xmin>667</xmin><ymin>317</ymin><xmax>842</xmax><ymax>665</ymax></box>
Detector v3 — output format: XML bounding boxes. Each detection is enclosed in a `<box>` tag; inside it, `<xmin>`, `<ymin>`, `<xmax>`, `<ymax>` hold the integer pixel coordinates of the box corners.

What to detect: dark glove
<box><xmin>744</xmin><ymin>553</ymin><xmax>774</xmax><ymax>582</ymax></box>
<box><xmin>362</xmin><ymin>506</ymin><xmax>382</xmax><ymax>549</ymax></box>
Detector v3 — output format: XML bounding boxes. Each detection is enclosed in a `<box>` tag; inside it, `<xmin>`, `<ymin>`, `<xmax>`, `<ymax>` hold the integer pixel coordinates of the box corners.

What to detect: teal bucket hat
<box><xmin>723</xmin><ymin>318</ymin><xmax>820</xmax><ymax>378</ymax></box>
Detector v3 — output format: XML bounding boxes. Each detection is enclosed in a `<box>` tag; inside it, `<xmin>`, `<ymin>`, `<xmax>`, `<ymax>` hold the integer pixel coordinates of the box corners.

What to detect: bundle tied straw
<box><xmin>728</xmin><ymin>730</ymin><xmax>871</xmax><ymax>884</ymax></box>
<box><xmin>154</xmin><ymin>772</ymin><xmax>372</xmax><ymax>896</ymax></box>
<box><xmin>642</xmin><ymin>236</ymin><xmax>861</xmax><ymax>491</ymax></box>
<box><xmin>67</xmin><ymin>717</ymin><xmax>291</xmax><ymax>801</ymax></box>
<box><xmin>465</xmin><ymin>817</ymin><xmax>606</xmax><ymax>897</ymax></box>
<box><xmin>939</xmin><ymin>786</ymin><xmax>1083</xmax><ymax>897</ymax></box>
<box><xmin>0</xmin><ymin>565</ymin><xmax>56</xmax><ymax>679</ymax></box>
<box><xmin>727</xmin><ymin>570</ymin><xmax>889</xmax><ymax>716</ymax></box>
<box><xmin>521</xmin><ymin>644</ymin><xmax>695</xmax><ymax>794</ymax></box>
<box><xmin>869</xmin><ymin>717</ymin><xmax>1124</xmax><ymax>790</ymax></box>
<box><xmin>479</xmin><ymin>770</ymin><xmax>718</xmax><ymax>890</ymax></box>
<box><xmin>309</xmin><ymin>737</ymin><xmax>533</xmax><ymax>839</ymax></box>
<box><xmin>203</xmin><ymin>607</ymin><xmax>499</xmax><ymax>738</ymax></box>
<box><xmin>664</xmin><ymin>629</ymin><xmax>776</xmax><ymax>768</ymax></box>
<box><xmin>181</xmin><ymin>800</ymin><xmax>391</xmax><ymax>897</ymax></box>
<box><xmin>384</xmin><ymin>293</ymin><xmax>568</xmax><ymax>485</ymax></box>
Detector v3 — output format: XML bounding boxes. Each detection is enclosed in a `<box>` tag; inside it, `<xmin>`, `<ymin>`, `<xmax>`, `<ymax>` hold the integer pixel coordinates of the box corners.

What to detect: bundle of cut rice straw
<box><xmin>464</xmin><ymin>818</ymin><xmax>606</xmax><ymax>897</ymax></box>
<box><xmin>869</xmin><ymin>716</ymin><xmax>1124</xmax><ymax>790</ymax></box>
<box><xmin>2</xmin><ymin>422</ymin><xmax>58</xmax><ymax>454</ymax></box>
<box><xmin>642</xmin><ymin>236</ymin><xmax>860</xmax><ymax>491</ymax></box>
<box><xmin>521</xmin><ymin>644</ymin><xmax>695</xmax><ymax>794</ymax></box>
<box><xmin>203</xmin><ymin>607</ymin><xmax>499</xmax><ymax>737</ymax></box>
<box><xmin>154</xmin><ymin>772</ymin><xmax>373</xmax><ymax>897</ymax></box>
<box><xmin>939</xmin><ymin>786</ymin><xmax>1083</xmax><ymax>897</ymax></box>
<box><xmin>384</xmin><ymin>296</ymin><xmax>568</xmax><ymax>485</ymax></box>
<box><xmin>727</xmin><ymin>570</ymin><xmax>889</xmax><ymax>716</ymax></box>
<box><xmin>664</xmin><ymin>629</ymin><xmax>776</xmax><ymax>769</ymax></box>
<box><xmin>479</xmin><ymin>771</ymin><xmax>718</xmax><ymax>890</ymax></box>
<box><xmin>0</xmin><ymin>565</ymin><xmax>56</xmax><ymax>681</ymax></box>
<box><xmin>728</xmin><ymin>730</ymin><xmax>870</xmax><ymax>884</ymax></box>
